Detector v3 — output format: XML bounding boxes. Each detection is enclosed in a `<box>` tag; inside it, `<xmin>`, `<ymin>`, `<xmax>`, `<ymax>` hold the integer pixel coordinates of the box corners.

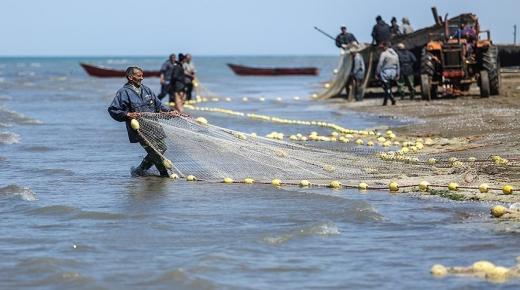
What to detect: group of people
<box><xmin>334</xmin><ymin>15</ymin><xmax>417</xmax><ymax>105</ymax></box>
<box><xmin>157</xmin><ymin>53</ymin><xmax>196</xmax><ymax>113</ymax></box>
<box><xmin>108</xmin><ymin>16</ymin><xmax>419</xmax><ymax>178</ymax></box>
<box><xmin>371</xmin><ymin>15</ymin><xmax>414</xmax><ymax>46</ymax></box>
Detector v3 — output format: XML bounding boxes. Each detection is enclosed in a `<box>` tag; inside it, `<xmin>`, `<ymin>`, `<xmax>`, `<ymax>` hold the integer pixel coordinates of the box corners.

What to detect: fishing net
<box><xmin>136</xmin><ymin>112</ymin><xmax>440</xmax><ymax>184</ymax></box>
<box><xmin>315</xmin><ymin>48</ymin><xmax>353</xmax><ymax>100</ymax></box>
<box><xmin>133</xmin><ymin>110</ymin><xmax>520</xmax><ymax>191</ymax></box>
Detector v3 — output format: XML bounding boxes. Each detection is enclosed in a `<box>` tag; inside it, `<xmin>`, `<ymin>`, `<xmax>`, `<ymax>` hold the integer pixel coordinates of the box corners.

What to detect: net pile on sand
<box><xmin>315</xmin><ymin>49</ymin><xmax>353</xmax><ymax>100</ymax></box>
<box><xmin>136</xmin><ymin>113</ymin><xmax>439</xmax><ymax>184</ymax></box>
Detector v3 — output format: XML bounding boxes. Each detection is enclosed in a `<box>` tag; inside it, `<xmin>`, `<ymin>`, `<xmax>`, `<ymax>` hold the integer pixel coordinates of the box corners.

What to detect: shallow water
<box><xmin>1</xmin><ymin>56</ymin><xmax>519</xmax><ymax>289</ymax></box>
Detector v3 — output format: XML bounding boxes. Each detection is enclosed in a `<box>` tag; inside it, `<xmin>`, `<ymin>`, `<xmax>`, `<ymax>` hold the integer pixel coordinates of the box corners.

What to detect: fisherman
<box><xmin>169</xmin><ymin>53</ymin><xmax>187</xmax><ymax>112</ymax></box>
<box><xmin>183</xmin><ymin>53</ymin><xmax>196</xmax><ymax>101</ymax></box>
<box><xmin>335</xmin><ymin>25</ymin><xmax>358</xmax><ymax>48</ymax></box>
<box><xmin>346</xmin><ymin>44</ymin><xmax>366</xmax><ymax>101</ymax></box>
<box><xmin>371</xmin><ymin>15</ymin><xmax>391</xmax><ymax>46</ymax></box>
<box><xmin>395</xmin><ymin>43</ymin><xmax>417</xmax><ymax>100</ymax></box>
<box><xmin>390</xmin><ymin>17</ymin><xmax>401</xmax><ymax>38</ymax></box>
<box><xmin>401</xmin><ymin>17</ymin><xmax>414</xmax><ymax>34</ymax></box>
<box><xmin>453</xmin><ymin>22</ymin><xmax>477</xmax><ymax>58</ymax></box>
<box><xmin>376</xmin><ymin>42</ymin><xmax>400</xmax><ymax>106</ymax></box>
<box><xmin>108</xmin><ymin>66</ymin><xmax>177</xmax><ymax>177</ymax></box>
<box><xmin>157</xmin><ymin>54</ymin><xmax>176</xmax><ymax>100</ymax></box>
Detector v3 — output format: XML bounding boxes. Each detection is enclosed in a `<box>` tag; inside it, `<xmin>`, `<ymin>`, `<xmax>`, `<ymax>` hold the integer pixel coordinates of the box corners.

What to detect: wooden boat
<box><xmin>79</xmin><ymin>63</ymin><xmax>161</xmax><ymax>78</ymax></box>
<box><xmin>227</xmin><ymin>63</ymin><xmax>318</xmax><ymax>76</ymax></box>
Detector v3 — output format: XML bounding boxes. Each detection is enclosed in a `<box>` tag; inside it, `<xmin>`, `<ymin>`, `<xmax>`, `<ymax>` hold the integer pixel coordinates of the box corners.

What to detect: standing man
<box><xmin>335</xmin><ymin>25</ymin><xmax>358</xmax><ymax>49</ymax></box>
<box><xmin>376</xmin><ymin>42</ymin><xmax>400</xmax><ymax>106</ymax></box>
<box><xmin>183</xmin><ymin>53</ymin><xmax>196</xmax><ymax>101</ymax></box>
<box><xmin>346</xmin><ymin>44</ymin><xmax>366</xmax><ymax>101</ymax></box>
<box><xmin>390</xmin><ymin>17</ymin><xmax>401</xmax><ymax>38</ymax></box>
<box><xmin>169</xmin><ymin>53</ymin><xmax>187</xmax><ymax>113</ymax></box>
<box><xmin>396</xmin><ymin>43</ymin><xmax>417</xmax><ymax>100</ymax></box>
<box><xmin>371</xmin><ymin>15</ymin><xmax>391</xmax><ymax>46</ymax></box>
<box><xmin>157</xmin><ymin>54</ymin><xmax>176</xmax><ymax>101</ymax></box>
<box><xmin>401</xmin><ymin>17</ymin><xmax>414</xmax><ymax>34</ymax></box>
<box><xmin>108</xmin><ymin>66</ymin><xmax>174</xmax><ymax>177</ymax></box>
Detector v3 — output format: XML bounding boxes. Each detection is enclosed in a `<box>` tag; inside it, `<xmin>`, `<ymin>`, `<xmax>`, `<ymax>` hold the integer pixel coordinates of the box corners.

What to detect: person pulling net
<box><xmin>108</xmin><ymin>66</ymin><xmax>187</xmax><ymax>178</ymax></box>
<box><xmin>131</xmin><ymin>112</ymin><xmax>438</xmax><ymax>184</ymax></box>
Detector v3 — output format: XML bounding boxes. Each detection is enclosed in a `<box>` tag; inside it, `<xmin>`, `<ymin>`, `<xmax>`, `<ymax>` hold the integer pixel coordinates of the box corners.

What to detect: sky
<box><xmin>1</xmin><ymin>0</ymin><xmax>518</xmax><ymax>56</ymax></box>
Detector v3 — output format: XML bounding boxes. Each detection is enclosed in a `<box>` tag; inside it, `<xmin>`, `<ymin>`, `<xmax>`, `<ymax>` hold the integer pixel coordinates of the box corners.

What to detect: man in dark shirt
<box><xmin>157</xmin><ymin>54</ymin><xmax>176</xmax><ymax>100</ymax></box>
<box><xmin>371</xmin><ymin>15</ymin><xmax>391</xmax><ymax>46</ymax></box>
<box><xmin>108</xmin><ymin>66</ymin><xmax>178</xmax><ymax>177</ymax></box>
<box><xmin>395</xmin><ymin>43</ymin><xmax>417</xmax><ymax>100</ymax></box>
<box><xmin>335</xmin><ymin>25</ymin><xmax>358</xmax><ymax>49</ymax></box>
<box><xmin>390</xmin><ymin>17</ymin><xmax>401</xmax><ymax>38</ymax></box>
<box><xmin>169</xmin><ymin>54</ymin><xmax>187</xmax><ymax>112</ymax></box>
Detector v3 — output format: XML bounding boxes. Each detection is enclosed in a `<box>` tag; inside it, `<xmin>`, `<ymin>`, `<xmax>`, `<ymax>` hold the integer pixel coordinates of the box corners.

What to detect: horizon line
<box><xmin>0</xmin><ymin>53</ymin><xmax>340</xmax><ymax>58</ymax></box>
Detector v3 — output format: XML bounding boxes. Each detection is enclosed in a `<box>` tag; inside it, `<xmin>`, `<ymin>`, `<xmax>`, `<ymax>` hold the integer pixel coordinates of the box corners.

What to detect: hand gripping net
<box><xmin>136</xmin><ymin>113</ymin><xmax>435</xmax><ymax>184</ymax></box>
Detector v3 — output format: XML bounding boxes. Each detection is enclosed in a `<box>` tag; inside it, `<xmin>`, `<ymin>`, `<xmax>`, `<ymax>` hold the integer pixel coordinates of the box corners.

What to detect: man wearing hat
<box><xmin>396</xmin><ymin>43</ymin><xmax>417</xmax><ymax>100</ymax></box>
<box><xmin>335</xmin><ymin>25</ymin><xmax>358</xmax><ymax>49</ymax></box>
<box><xmin>346</xmin><ymin>43</ymin><xmax>366</xmax><ymax>101</ymax></box>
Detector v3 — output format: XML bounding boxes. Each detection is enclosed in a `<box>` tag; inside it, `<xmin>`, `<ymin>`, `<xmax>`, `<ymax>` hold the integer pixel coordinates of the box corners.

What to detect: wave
<box><xmin>9</xmin><ymin>257</ymin><xmax>96</xmax><ymax>288</ymax></box>
<box><xmin>0</xmin><ymin>131</ymin><xmax>20</xmax><ymax>144</ymax></box>
<box><xmin>0</xmin><ymin>184</ymin><xmax>37</xmax><ymax>201</ymax></box>
<box><xmin>21</xmin><ymin>145</ymin><xmax>55</xmax><ymax>152</ymax></box>
<box><xmin>33</xmin><ymin>168</ymin><xmax>75</xmax><ymax>176</ymax></box>
<box><xmin>142</xmin><ymin>268</ymin><xmax>218</xmax><ymax>289</ymax></box>
<box><xmin>0</xmin><ymin>106</ymin><xmax>43</xmax><ymax>125</ymax></box>
<box><xmin>263</xmin><ymin>222</ymin><xmax>340</xmax><ymax>245</ymax></box>
<box><xmin>28</xmin><ymin>205</ymin><xmax>77</xmax><ymax>215</ymax></box>
<box><xmin>27</xmin><ymin>205</ymin><xmax>126</xmax><ymax>220</ymax></box>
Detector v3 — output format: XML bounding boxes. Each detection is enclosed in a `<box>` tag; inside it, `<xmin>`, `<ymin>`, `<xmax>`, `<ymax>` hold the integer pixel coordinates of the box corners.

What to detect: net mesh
<box><xmin>136</xmin><ymin>112</ymin><xmax>481</xmax><ymax>185</ymax></box>
<box><xmin>315</xmin><ymin>49</ymin><xmax>353</xmax><ymax>100</ymax></box>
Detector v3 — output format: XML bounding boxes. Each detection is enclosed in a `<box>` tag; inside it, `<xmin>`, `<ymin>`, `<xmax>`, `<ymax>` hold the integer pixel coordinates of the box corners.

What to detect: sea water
<box><xmin>0</xmin><ymin>56</ymin><xmax>519</xmax><ymax>289</ymax></box>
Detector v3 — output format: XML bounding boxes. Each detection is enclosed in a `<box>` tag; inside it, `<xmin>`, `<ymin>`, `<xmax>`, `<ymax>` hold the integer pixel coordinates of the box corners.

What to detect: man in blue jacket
<box><xmin>108</xmin><ymin>66</ymin><xmax>176</xmax><ymax>177</ymax></box>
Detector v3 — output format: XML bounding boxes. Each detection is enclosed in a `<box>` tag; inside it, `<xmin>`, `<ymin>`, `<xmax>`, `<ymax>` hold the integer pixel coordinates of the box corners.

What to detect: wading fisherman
<box><xmin>108</xmin><ymin>66</ymin><xmax>177</xmax><ymax>177</ymax></box>
<box><xmin>157</xmin><ymin>54</ymin><xmax>176</xmax><ymax>101</ymax></box>
<box><xmin>169</xmin><ymin>53</ymin><xmax>187</xmax><ymax>113</ymax></box>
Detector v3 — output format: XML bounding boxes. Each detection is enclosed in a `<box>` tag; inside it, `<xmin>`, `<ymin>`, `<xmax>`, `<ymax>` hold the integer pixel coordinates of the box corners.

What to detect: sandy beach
<box><xmin>340</xmin><ymin>70</ymin><xmax>520</xmax><ymax>207</ymax></box>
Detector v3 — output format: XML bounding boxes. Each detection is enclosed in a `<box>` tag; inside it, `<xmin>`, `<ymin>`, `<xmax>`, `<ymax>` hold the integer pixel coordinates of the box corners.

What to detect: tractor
<box><xmin>420</xmin><ymin>14</ymin><xmax>500</xmax><ymax>100</ymax></box>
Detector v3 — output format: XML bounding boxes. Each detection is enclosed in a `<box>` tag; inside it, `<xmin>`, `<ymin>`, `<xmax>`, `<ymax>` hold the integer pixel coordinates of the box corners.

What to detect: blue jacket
<box><xmin>352</xmin><ymin>53</ymin><xmax>365</xmax><ymax>81</ymax></box>
<box><xmin>108</xmin><ymin>83</ymin><xmax>170</xmax><ymax>143</ymax></box>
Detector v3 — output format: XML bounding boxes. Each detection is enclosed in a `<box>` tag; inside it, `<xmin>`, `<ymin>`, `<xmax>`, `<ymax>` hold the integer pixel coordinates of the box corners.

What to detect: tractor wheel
<box><xmin>480</xmin><ymin>70</ymin><xmax>490</xmax><ymax>98</ymax></box>
<box><xmin>482</xmin><ymin>45</ymin><xmax>501</xmax><ymax>95</ymax></box>
<box><xmin>420</xmin><ymin>50</ymin><xmax>436</xmax><ymax>76</ymax></box>
<box><xmin>420</xmin><ymin>49</ymin><xmax>439</xmax><ymax>100</ymax></box>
